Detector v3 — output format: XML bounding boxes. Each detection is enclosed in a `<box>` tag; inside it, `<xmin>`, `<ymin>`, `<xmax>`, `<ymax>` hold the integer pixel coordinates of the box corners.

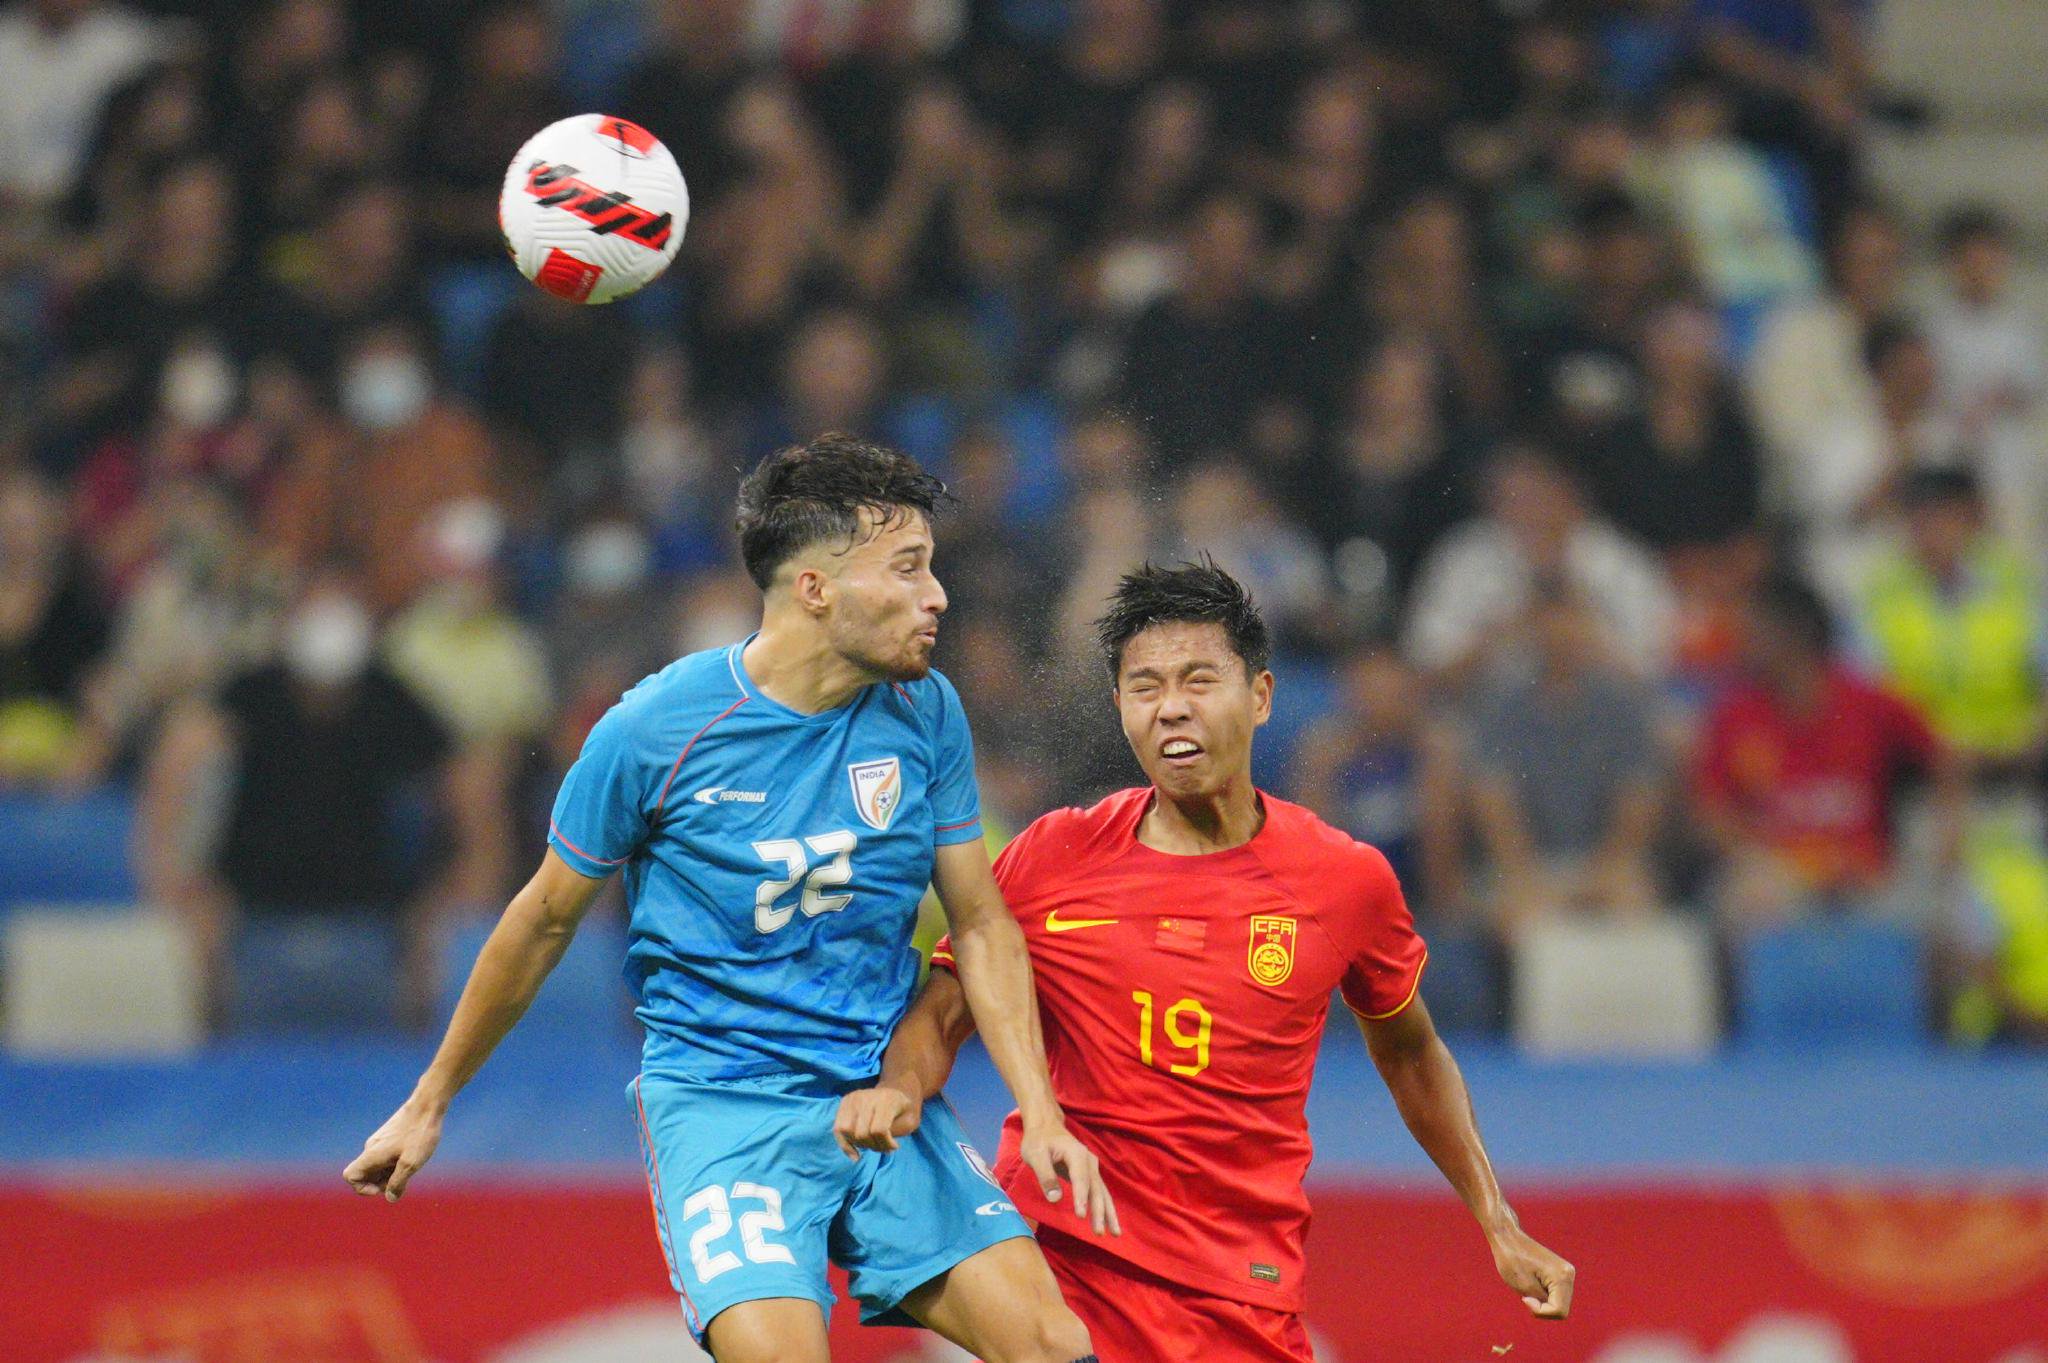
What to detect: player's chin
<box><xmin>881</xmin><ymin>646</ymin><xmax>933</xmax><ymax>682</ymax></box>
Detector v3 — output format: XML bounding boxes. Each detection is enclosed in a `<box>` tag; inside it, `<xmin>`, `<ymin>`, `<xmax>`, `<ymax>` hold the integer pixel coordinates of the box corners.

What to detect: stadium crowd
<box><xmin>1</xmin><ymin>0</ymin><xmax>2045</xmax><ymax>1045</ymax></box>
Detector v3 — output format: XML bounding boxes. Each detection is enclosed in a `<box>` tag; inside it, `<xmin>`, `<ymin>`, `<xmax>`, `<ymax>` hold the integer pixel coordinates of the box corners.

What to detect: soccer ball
<box><xmin>499</xmin><ymin>114</ymin><xmax>688</xmax><ymax>305</ymax></box>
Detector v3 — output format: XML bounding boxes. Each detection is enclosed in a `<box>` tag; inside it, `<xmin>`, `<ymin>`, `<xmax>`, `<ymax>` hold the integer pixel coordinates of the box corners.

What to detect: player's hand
<box><xmin>343</xmin><ymin>1097</ymin><xmax>445</xmax><ymax>1203</ymax></box>
<box><xmin>833</xmin><ymin>1083</ymin><xmax>922</xmax><ymax>1158</ymax></box>
<box><xmin>1489</xmin><ymin>1222</ymin><xmax>1575</xmax><ymax>1319</ymax></box>
<box><xmin>1018</xmin><ymin>1118</ymin><xmax>1121</xmax><ymax>1237</ymax></box>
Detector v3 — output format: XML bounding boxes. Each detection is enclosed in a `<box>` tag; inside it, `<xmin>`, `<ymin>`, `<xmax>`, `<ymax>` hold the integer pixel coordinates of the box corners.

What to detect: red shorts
<box><xmin>1037</xmin><ymin>1226</ymin><xmax>1314</xmax><ymax>1363</ymax></box>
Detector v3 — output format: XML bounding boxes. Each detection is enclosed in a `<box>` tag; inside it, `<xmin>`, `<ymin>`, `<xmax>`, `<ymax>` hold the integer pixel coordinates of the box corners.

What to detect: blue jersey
<box><xmin>547</xmin><ymin>638</ymin><xmax>984</xmax><ymax>1085</ymax></box>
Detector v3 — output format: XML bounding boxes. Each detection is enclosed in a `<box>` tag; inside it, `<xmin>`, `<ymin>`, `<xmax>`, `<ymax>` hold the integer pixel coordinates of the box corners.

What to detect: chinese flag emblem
<box><xmin>1248</xmin><ymin>915</ymin><xmax>1297</xmax><ymax>987</ymax></box>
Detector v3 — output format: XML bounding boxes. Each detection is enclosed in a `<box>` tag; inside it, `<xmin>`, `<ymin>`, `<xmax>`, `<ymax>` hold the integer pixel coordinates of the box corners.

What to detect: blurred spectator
<box><xmin>944</xmin><ymin>615</ymin><xmax>1059</xmax><ymax>835</ymax></box>
<box><xmin>1466</xmin><ymin>583</ymin><xmax>1666</xmax><ymax>934</ymax></box>
<box><xmin>415</xmin><ymin>1</ymin><xmax>568</xmax><ymax>267</ymax></box>
<box><xmin>1366</xmin><ymin>191</ymin><xmax>1506</xmax><ymax>424</ymax></box>
<box><xmin>1114</xmin><ymin>191</ymin><xmax>1295</xmax><ymax>474</ymax></box>
<box><xmin>618</xmin><ymin>0</ymin><xmax>751</xmax><ymax>206</ymax></box>
<box><xmin>1694</xmin><ymin>575</ymin><xmax>1962</xmax><ymax>927</ymax></box>
<box><xmin>1689</xmin><ymin>0</ymin><xmax>1869</xmax><ymax>227</ymax></box>
<box><xmin>1320</xmin><ymin>334</ymin><xmax>1483</xmax><ymax>597</ymax></box>
<box><xmin>744</xmin><ymin>307</ymin><xmax>895</xmax><ymax>462</ymax></box>
<box><xmin>1853</xmin><ymin>466</ymin><xmax>2047</xmax><ymax>775</ymax></box>
<box><xmin>546</xmin><ymin>511</ymin><xmax>670</xmax><ymax>686</ymax></box>
<box><xmin>1172</xmin><ymin>460</ymin><xmax>1329</xmax><ymax>651</ymax></box>
<box><xmin>1293</xmin><ymin>642</ymin><xmax>1462</xmax><ymax>915</ymax></box>
<box><xmin>44</xmin><ymin>155</ymin><xmax>242</xmax><ymax>463</ymax></box>
<box><xmin>383</xmin><ymin>498</ymin><xmax>551</xmax><ymax>749</ymax></box>
<box><xmin>1642</xmin><ymin>73</ymin><xmax>1817</xmax><ymax>312</ymax></box>
<box><xmin>138</xmin><ymin>567</ymin><xmax>507</xmax><ymax>1025</ymax></box>
<box><xmin>1793</xmin><ymin>318</ymin><xmax>1965</xmax><ymax>606</ymax></box>
<box><xmin>1746</xmin><ymin>200</ymin><xmax>1902</xmax><ymax>498</ymax></box>
<box><xmin>245</xmin><ymin>177</ymin><xmax>431</xmax><ymax>385</ymax></box>
<box><xmin>685</xmin><ymin>76</ymin><xmax>848</xmax><ymax>411</ymax></box>
<box><xmin>0</xmin><ymin>0</ymin><xmax>165</xmax><ymax>217</ymax></box>
<box><xmin>0</xmin><ymin>469</ymin><xmax>111</xmax><ymax>784</ymax></box>
<box><xmin>68</xmin><ymin>477</ymin><xmax>285</xmax><ymax>784</ymax></box>
<box><xmin>264</xmin><ymin>320</ymin><xmax>497</xmax><ymax>613</ymax></box>
<box><xmin>480</xmin><ymin>288</ymin><xmax>644</xmax><ymax>505</ymax></box>
<box><xmin>1924</xmin><ymin>206</ymin><xmax>2048</xmax><ymax>554</ymax></box>
<box><xmin>1404</xmin><ymin>444</ymin><xmax>1676</xmax><ymax>689</ymax></box>
<box><xmin>1577</xmin><ymin>299</ymin><xmax>1763</xmax><ymax>553</ymax></box>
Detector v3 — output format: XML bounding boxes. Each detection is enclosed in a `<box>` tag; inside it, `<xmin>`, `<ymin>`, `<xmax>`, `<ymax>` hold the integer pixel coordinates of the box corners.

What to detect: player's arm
<box><xmin>1357</xmin><ymin>996</ymin><xmax>1575</xmax><ymax>1320</ymax></box>
<box><xmin>927</xmin><ymin>839</ymin><xmax>1118</xmax><ymax>1234</ymax></box>
<box><xmin>343</xmin><ymin>849</ymin><xmax>608</xmax><ymax>1201</ymax></box>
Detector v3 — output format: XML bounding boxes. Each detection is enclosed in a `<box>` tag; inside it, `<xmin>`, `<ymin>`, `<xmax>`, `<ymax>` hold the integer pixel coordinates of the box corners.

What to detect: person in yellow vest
<box><xmin>1855</xmin><ymin>465</ymin><xmax>2048</xmax><ymax>1043</ymax></box>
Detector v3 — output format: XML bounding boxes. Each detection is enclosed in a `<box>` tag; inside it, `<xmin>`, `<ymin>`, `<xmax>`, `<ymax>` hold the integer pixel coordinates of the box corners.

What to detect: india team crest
<box><xmin>1248</xmin><ymin>915</ymin><xmax>1297</xmax><ymax>987</ymax></box>
<box><xmin>848</xmin><ymin>757</ymin><xmax>903</xmax><ymax>832</ymax></box>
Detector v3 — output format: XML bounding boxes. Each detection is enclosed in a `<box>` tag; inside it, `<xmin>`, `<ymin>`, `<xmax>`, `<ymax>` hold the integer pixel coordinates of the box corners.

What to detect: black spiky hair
<box><xmin>1095</xmin><ymin>556</ymin><xmax>1271</xmax><ymax>681</ymax></box>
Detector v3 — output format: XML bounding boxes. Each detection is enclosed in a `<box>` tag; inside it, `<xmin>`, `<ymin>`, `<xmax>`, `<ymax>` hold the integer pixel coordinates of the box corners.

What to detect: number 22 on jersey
<box><xmin>752</xmin><ymin>830</ymin><xmax>858</xmax><ymax>933</ymax></box>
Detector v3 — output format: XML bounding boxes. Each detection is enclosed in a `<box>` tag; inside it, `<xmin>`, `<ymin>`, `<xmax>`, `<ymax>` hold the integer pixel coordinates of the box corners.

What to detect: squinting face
<box><xmin>1115</xmin><ymin>622</ymin><xmax>1272</xmax><ymax>802</ymax></box>
<box><xmin>819</xmin><ymin>509</ymin><xmax>947</xmax><ymax>682</ymax></box>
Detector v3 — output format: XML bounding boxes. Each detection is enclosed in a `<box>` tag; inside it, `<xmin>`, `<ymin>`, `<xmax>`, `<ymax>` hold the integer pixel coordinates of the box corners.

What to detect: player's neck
<box><xmin>1139</xmin><ymin>782</ymin><xmax>1264</xmax><ymax>855</ymax></box>
<box><xmin>743</xmin><ymin>620</ymin><xmax>873</xmax><ymax>714</ymax></box>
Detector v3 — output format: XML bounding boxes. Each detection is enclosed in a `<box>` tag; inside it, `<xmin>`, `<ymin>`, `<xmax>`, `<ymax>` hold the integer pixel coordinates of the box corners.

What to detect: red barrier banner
<box><xmin>2</xmin><ymin>1179</ymin><xmax>2043</xmax><ymax>1362</ymax></box>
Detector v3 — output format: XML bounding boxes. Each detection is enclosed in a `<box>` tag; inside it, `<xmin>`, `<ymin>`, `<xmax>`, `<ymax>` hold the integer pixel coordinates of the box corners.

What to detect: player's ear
<box><xmin>1251</xmin><ymin>668</ymin><xmax>1274</xmax><ymax>726</ymax></box>
<box><xmin>787</xmin><ymin>559</ymin><xmax>833</xmax><ymax>616</ymax></box>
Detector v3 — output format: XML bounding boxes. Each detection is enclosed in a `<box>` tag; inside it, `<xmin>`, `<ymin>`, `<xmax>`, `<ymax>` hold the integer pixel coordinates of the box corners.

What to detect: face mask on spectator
<box><xmin>341</xmin><ymin>355</ymin><xmax>431</xmax><ymax>431</ymax></box>
<box><xmin>160</xmin><ymin>344</ymin><xmax>238</xmax><ymax>429</ymax></box>
<box><xmin>284</xmin><ymin>595</ymin><xmax>374</xmax><ymax>687</ymax></box>
<box><xmin>566</xmin><ymin>524</ymin><xmax>653</xmax><ymax>597</ymax></box>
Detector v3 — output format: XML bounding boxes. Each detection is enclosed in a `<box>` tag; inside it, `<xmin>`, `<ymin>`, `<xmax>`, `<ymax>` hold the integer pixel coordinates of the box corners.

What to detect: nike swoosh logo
<box><xmin>1045</xmin><ymin>912</ymin><xmax>1116</xmax><ymax>933</ymax></box>
<box><xmin>975</xmin><ymin>1200</ymin><xmax>1015</xmax><ymax>1216</ymax></box>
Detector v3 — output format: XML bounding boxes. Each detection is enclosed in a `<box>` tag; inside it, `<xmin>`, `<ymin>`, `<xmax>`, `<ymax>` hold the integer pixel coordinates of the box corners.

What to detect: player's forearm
<box><xmin>877</xmin><ymin>968</ymin><xmax>976</xmax><ymax>1102</ymax></box>
<box><xmin>1369</xmin><ymin>1027</ymin><xmax>1514</xmax><ymax>1233</ymax></box>
<box><xmin>410</xmin><ymin>878</ymin><xmax>582</xmax><ymax>1109</ymax></box>
<box><xmin>948</xmin><ymin>915</ymin><xmax>1062</xmax><ymax>1126</ymax></box>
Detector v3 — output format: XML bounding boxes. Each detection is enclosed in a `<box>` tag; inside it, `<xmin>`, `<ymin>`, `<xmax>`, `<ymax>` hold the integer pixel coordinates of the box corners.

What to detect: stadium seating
<box><xmin>229</xmin><ymin>915</ymin><xmax>403</xmax><ymax>1034</ymax></box>
<box><xmin>2</xmin><ymin>905</ymin><xmax>203</xmax><ymax>1057</ymax></box>
<box><xmin>1735</xmin><ymin>918</ymin><xmax>1928</xmax><ymax>1046</ymax></box>
<box><xmin>1510</xmin><ymin>916</ymin><xmax>1721</xmax><ymax>1058</ymax></box>
<box><xmin>435</xmin><ymin>913</ymin><xmax>639</xmax><ymax>1060</ymax></box>
<box><xmin>0</xmin><ymin>790</ymin><xmax>138</xmax><ymax>910</ymax></box>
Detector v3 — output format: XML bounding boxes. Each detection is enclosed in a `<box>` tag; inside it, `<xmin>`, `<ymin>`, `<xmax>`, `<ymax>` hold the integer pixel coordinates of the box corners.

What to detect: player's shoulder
<box><xmin>1004</xmin><ymin>788</ymin><xmax>1149</xmax><ymax>867</ymax></box>
<box><xmin>1258</xmin><ymin>793</ymin><xmax>1400</xmax><ymax>885</ymax></box>
<box><xmin>597</xmin><ymin>643</ymin><xmax>751</xmax><ymax>742</ymax></box>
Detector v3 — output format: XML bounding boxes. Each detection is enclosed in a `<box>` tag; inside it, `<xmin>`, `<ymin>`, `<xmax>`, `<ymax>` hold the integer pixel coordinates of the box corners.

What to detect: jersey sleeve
<box><xmin>1337</xmin><ymin>844</ymin><xmax>1429</xmax><ymax>1021</ymax></box>
<box><xmin>547</xmin><ymin>692</ymin><xmax>662</xmax><ymax>878</ymax></box>
<box><xmin>926</xmin><ymin>669</ymin><xmax>983</xmax><ymax>846</ymax></box>
<box><xmin>930</xmin><ymin>809</ymin><xmax>1056</xmax><ymax>974</ymax></box>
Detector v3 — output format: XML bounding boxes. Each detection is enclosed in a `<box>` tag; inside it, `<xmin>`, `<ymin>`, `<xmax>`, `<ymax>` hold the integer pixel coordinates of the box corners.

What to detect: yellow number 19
<box><xmin>1132</xmin><ymin>990</ymin><xmax>1212</xmax><ymax>1077</ymax></box>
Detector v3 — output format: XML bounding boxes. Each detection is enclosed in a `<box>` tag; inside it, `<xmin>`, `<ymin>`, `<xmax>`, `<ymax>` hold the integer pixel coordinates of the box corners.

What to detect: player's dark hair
<box><xmin>735</xmin><ymin>433</ymin><xmax>950</xmax><ymax>589</ymax></box>
<box><xmin>1096</xmin><ymin>556</ymin><xmax>1271</xmax><ymax>681</ymax></box>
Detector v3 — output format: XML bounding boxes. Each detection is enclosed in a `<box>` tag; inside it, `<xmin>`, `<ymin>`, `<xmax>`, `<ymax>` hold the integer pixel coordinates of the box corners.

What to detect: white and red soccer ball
<box><xmin>498</xmin><ymin>114</ymin><xmax>688</xmax><ymax>305</ymax></box>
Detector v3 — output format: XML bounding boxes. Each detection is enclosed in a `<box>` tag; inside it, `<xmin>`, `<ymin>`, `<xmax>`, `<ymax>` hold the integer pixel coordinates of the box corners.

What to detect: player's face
<box><xmin>1115</xmin><ymin>622</ymin><xmax>1273</xmax><ymax>800</ymax></box>
<box><xmin>825</xmin><ymin>508</ymin><xmax>947</xmax><ymax>682</ymax></box>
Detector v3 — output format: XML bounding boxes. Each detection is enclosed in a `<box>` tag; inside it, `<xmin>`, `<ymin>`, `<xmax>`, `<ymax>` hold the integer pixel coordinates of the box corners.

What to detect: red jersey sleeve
<box><xmin>1335</xmin><ymin>843</ymin><xmax>1429</xmax><ymax>1020</ymax></box>
<box><xmin>928</xmin><ymin>811</ymin><xmax>1060</xmax><ymax>974</ymax></box>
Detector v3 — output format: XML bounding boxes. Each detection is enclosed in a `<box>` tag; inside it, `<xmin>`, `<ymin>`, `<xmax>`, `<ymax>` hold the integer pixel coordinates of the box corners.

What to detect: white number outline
<box><xmin>681</xmin><ymin>1181</ymin><xmax>797</xmax><ymax>1283</ymax></box>
<box><xmin>682</xmin><ymin>1185</ymin><xmax>744</xmax><ymax>1283</ymax></box>
<box><xmin>733</xmin><ymin>1181</ymin><xmax>798</xmax><ymax>1266</ymax></box>
<box><xmin>751</xmin><ymin>830</ymin><xmax>860</xmax><ymax>933</ymax></box>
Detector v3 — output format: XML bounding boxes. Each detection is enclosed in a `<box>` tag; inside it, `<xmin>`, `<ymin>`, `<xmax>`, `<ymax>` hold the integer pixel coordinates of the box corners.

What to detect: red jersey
<box><xmin>1694</xmin><ymin>664</ymin><xmax>1938</xmax><ymax>883</ymax></box>
<box><xmin>931</xmin><ymin>787</ymin><xmax>1426</xmax><ymax>1312</ymax></box>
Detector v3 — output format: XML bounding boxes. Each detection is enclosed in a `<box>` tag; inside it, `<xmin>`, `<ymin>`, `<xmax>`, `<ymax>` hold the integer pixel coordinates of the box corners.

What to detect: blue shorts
<box><xmin>630</xmin><ymin>1071</ymin><xmax>1033</xmax><ymax>1342</ymax></box>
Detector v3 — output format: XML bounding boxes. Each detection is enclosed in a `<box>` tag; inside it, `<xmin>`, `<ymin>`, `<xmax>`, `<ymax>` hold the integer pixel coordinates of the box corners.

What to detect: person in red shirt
<box><xmin>833</xmin><ymin>559</ymin><xmax>1574</xmax><ymax>1361</ymax></box>
<box><xmin>1694</xmin><ymin>574</ymin><xmax>1964</xmax><ymax>924</ymax></box>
